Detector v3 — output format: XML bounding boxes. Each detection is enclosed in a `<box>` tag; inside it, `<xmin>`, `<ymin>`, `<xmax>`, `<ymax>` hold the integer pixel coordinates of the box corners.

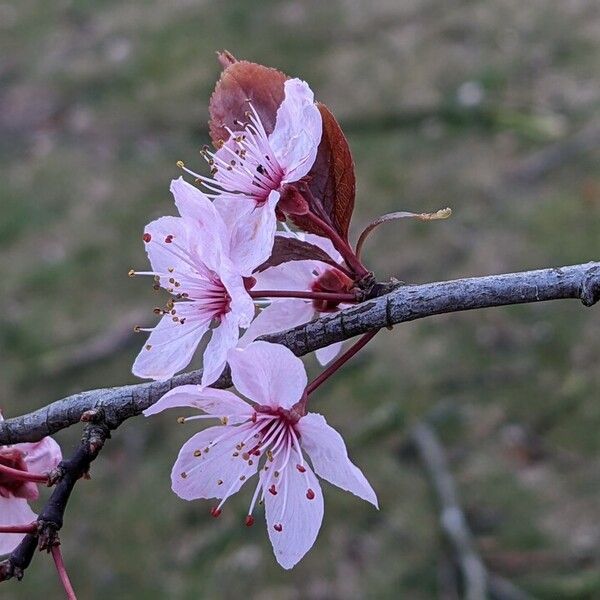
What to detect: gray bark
<box><xmin>1</xmin><ymin>261</ymin><xmax>598</xmax><ymax>445</ymax></box>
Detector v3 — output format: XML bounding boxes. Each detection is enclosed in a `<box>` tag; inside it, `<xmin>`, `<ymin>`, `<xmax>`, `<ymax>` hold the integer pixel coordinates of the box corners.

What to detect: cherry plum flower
<box><xmin>179</xmin><ymin>78</ymin><xmax>322</xmax><ymax>249</ymax></box>
<box><xmin>143</xmin><ymin>341</ymin><xmax>377</xmax><ymax>569</ymax></box>
<box><xmin>0</xmin><ymin>413</ymin><xmax>62</xmax><ymax>556</ymax></box>
<box><xmin>241</xmin><ymin>230</ymin><xmax>353</xmax><ymax>365</ymax></box>
<box><xmin>131</xmin><ymin>177</ymin><xmax>270</xmax><ymax>386</ymax></box>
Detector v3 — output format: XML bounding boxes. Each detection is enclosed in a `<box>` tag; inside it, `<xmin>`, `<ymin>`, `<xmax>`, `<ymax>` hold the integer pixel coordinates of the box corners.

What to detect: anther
<box><xmin>193</xmin><ymin>450</ymin><xmax>202</xmax><ymax>457</ymax></box>
<box><xmin>296</xmin><ymin>464</ymin><xmax>306</xmax><ymax>473</ymax></box>
<box><xmin>273</xmin><ymin>523</ymin><xmax>283</xmax><ymax>532</ymax></box>
<box><xmin>268</xmin><ymin>484</ymin><xmax>277</xmax><ymax>496</ymax></box>
<box><xmin>128</xmin><ymin>269</ymin><xmax>136</xmax><ymax>277</ymax></box>
<box><xmin>145</xmin><ymin>344</ymin><xmax>152</xmax><ymax>351</ymax></box>
<box><xmin>245</xmin><ymin>515</ymin><xmax>255</xmax><ymax>527</ymax></box>
<box><xmin>210</xmin><ymin>507</ymin><xmax>222</xmax><ymax>518</ymax></box>
<box><xmin>217</xmin><ymin>479</ymin><xmax>223</xmax><ymax>486</ymax></box>
<box><xmin>133</xmin><ymin>325</ymin><xmax>141</xmax><ymax>333</ymax></box>
<box><xmin>180</xmin><ymin>472</ymin><xmax>187</xmax><ymax>479</ymax></box>
<box><xmin>177</xmin><ymin>417</ymin><xmax>186</xmax><ymax>424</ymax></box>
<box><xmin>165</xmin><ymin>235</ymin><xmax>174</xmax><ymax>244</ymax></box>
<box><xmin>176</xmin><ymin>160</ymin><xmax>185</xmax><ymax>169</ymax></box>
<box><xmin>143</xmin><ymin>233</ymin><xmax>152</xmax><ymax>243</ymax></box>
<box><xmin>306</xmin><ymin>489</ymin><xmax>315</xmax><ymax>500</ymax></box>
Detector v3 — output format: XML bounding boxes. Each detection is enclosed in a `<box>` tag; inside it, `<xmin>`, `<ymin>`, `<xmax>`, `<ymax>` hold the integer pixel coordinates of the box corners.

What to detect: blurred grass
<box><xmin>0</xmin><ymin>0</ymin><xmax>599</xmax><ymax>598</ymax></box>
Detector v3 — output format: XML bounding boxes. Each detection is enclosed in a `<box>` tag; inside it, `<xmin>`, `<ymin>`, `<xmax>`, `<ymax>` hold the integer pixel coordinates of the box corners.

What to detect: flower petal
<box><xmin>220</xmin><ymin>268</ymin><xmax>255</xmax><ymax>329</ymax></box>
<box><xmin>19</xmin><ymin>437</ymin><xmax>62</xmax><ymax>475</ymax></box>
<box><xmin>132</xmin><ymin>309</ymin><xmax>211</xmax><ymax>381</ymax></box>
<box><xmin>239</xmin><ymin>299</ymin><xmax>314</xmax><ymax>348</ymax></box>
<box><xmin>0</xmin><ymin>496</ymin><xmax>37</xmax><ymax>556</ymax></box>
<box><xmin>263</xmin><ymin>447</ymin><xmax>324</xmax><ymax>569</ymax></box>
<box><xmin>143</xmin><ymin>385</ymin><xmax>252</xmax><ymax>424</ymax></box>
<box><xmin>269</xmin><ymin>79</ymin><xmax>322</xmax><ymax>183</ymax></box>
<box><xmin>227</xmin><ymin>341</ymin><xmax>307</xmax><ymax>410</ymax></box>
<box><xmin>254</xmin><ymin>258</ymin><xmax>320</xmax><ymax>292</ymax></box>
<box><xmin>170</xmin><ymin>177</ymin><xmax>229</xmax><ymax>260</ymax></box>
<box><xmin>201</xmin><ymin>312</ymin><xmax>242</xmax><ymax>387</ymax></box>
<box><xmin>315</xmin><ymin>341</ymin><xmax>343</xmax><ymax>366</ymax></box>
<box><xmin>171</xmin><ymin>424</ymin><xmax>259</xmax><ymax>502</ymax></box>
<box><xmin>216</xmin><ymin>192</ymin><xmax>279</xmax><ymax>276</ymax></box>
<box><xmin>298</xmin><ymin>413</ymin><xmax>378</xmax><ymax>508</ymax></box>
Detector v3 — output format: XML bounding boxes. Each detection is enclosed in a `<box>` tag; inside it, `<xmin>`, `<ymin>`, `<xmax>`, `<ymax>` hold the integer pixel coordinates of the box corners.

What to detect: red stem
<box><xmin>306</xmin><ymin>329</ymin><xmax>380</xmax><ymax>396</ymax></box>
<box><xmin>300</xmin><ymin>210</ymin><xmax>370</xmax><ymax>280</ymax></box>
<box><xmin>249</xmin><ymin>289</ymin><xmax>357</xmax><ymax>303</ymax></box>
<box><xmin>0</xmin><ymin>462</ymin><xmax>48</xmax><ymax>484</ymax></box>
<box><xmin>51</xmin><ymin>544</ymin><xmax>78</xmax><ymax>600</ymax></box>
<box><xmin>0</xmin><ymin>522</ymin><xmax>37</xmax><ymax>534</ymax></box>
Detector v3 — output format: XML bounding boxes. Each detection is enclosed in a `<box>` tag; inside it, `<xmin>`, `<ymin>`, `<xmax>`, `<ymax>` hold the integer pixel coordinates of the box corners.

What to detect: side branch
<box><xmin>1</xmin><ymin>261</ymin><xmax>598</xmax><ymax>445</ymax></box>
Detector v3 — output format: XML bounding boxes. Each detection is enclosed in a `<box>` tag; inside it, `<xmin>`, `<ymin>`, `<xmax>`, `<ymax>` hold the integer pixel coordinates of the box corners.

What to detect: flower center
<box><xmin>178</xmin><ymin>102</ymin><xmax>286</xmax><ymax>205</ymax></box>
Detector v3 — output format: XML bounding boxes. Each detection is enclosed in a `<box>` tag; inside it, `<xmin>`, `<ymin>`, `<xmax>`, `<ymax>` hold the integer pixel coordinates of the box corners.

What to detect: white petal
<box><xmin>217</xmin><ymin>192</ymin><xmax>279</xmax><ymax>276</ymax></box>
<box><xmin>239</xmin><ymin>299</ymin><xmax>314</xmax><ymax>348</ymax></box>
<box><xmin>227</xmin><ymin>341</ymin><xmax>307</xmax><ymax>410</ymax></box>
<box><xmin>315</xmin><ymin>341</ymin><xmax>343</xmax><ymax>366</ymax></box>
<box><xmin>220</xmin><ymin>268</ymin><xmax>255</xmax><ymax>329</ymax></box>
<box><xmin>0</xmin><ymin>496</ymin><xmax>37</xmax><ymax>556</ymax></box>
<box><xmin>298</xmin><ymin>413</ymin><xmax>378</xmax><ymax>508</ymax></box>
<box><xmin>170</xmin><ymin>177</ymin><xmax>230</xmax><ymax>259</ymax></box>
<box><xmin>269</xmin><ymin>79</ymin><xmax>322</xmax><ymax>183</ymax></box>
<box><xmin>264</xmin><ymin>446</ymin><xmax>324</xmax><ymax>569</ymax></box>
<box><xmin>143</xmin><ymin>385</ymin><xmax>252</xmax><ymax>424</ymax></box>
<box><xmin>201</xmin><ymin>312</ymin><xmax>241</xmax><ymax>387</ymax></box>
<box><xmin>254</xmin><ymin>258</ymin><xmax>319</xmax><ymax>292</ymax></box>
<box><xmin>132</xmin><ymin>310</ymin><xmax>210</xmax><ymax>381</ymax></box>
<box><xmin>171</xmin><ymin>424</ymin><xmax>259</xmax><ymax>502</ymax></box>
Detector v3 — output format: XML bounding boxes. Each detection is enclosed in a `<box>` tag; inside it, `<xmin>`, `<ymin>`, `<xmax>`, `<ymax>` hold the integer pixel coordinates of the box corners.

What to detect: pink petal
<box><xmin>143</xmin><ymin>385</ymin><xmax>252</xmax><ymax>424</ymax></box>
<box><xmin>269</xmin><ymin>79</ymin><xmax>322</xmax><ymax>183</ymax></box>
<box><xmin>298</xmin><ymin>413</ymin><xmax>378</xmax><ymax>508</ymax></box>
<box><xmin>263</xmin><ymin>447</ymin><xmax>324</xmax><ymax>569</ymax></box>
<box><xmin>132</xmin><ymin>309</ymin><xmax>211</xmax><ymax>381</ymax></box>
<box><xmin>201</xmin><ymin>312</ymin><xmax>242</xmax><ymax>387</ymax></box>
<box><xmin>216</xmin><ymin>192</ymin><xmax>279</xmax><ymax>276</ymax></box>
<box><xmin>239</xmin><ymin>299</ymin><xmax>314</xmax><ymax>348</ymax></box>
<box><xmin>254</xmin><ymin>257</ymin><xmax>320</xmax><ymax>292</ymax></box>
<box><xmin>171</xmin><ymin>424</ymin><xmax>259</xmax><ymax>502</ymax></box>
<box><xmin>170</xmin><ymin>177</ymin><xmax>229</xmax><ymax>257</ymax></box>
<box><xmin>227</xmin><ymin>341</ymin><xmax>307</xmax><ymax>410</ymax></box>
<box><xmin>0</xmin><ymin>496</ymin><xmax>37</xmax><ymax>556</ymax></box>
<box><xmin>19</xmin><ymin>437</ymin><xmax>62</xmax><ymax>475</ymax></box>
<box><xmin>315</xmin><ymin>341</ymin><xmax>343</xmax><ymax>366</ymax></box>
<box><xmin>220</xmin><ymin>268</ymin><xmax>255</xmax><ymax>328</ymax></box>
<box><xmin>302</xmin><ymin>233</ymin><xmax>342</xmax><ymax>264</ymax></box>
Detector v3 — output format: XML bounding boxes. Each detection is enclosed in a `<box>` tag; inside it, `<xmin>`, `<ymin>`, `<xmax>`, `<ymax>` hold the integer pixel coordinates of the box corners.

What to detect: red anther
<box><xmin>306</xmin><ymin>488</ymin><xmax>315</xmax><ymax>500</ymax></box>
<box><xmin>245</xmin><ymin>515</ymin><xmax>255</xmax><ymax>527</ymax></box>
<box><xmin>252</xmin><ymin>449</ymin><xmax>261</xmax><ymax>456</ymax></box>
<box><xmin>268</xmin><ymin>484</ymin><xmax>277</xmax><ymax>496</ymax></box>
<box><xmin>251</xmin><ymin>412</ymin><xmax>257</xmax><ymax>423</ymax></box>
<box><xmin>273</xmin><ymin>523</ymin><xmax>283</xmax><ymax>532</ymax></box>
<box><xmin>296</xmin><ymin>464</ymin><xmax>306</xmax><ymax>473</ymax></box>
<box><xmin>165</xmin><ymin>234</ymin><xmax>174</xmax><ymax>244</ymax></box>
<box><xmin>210</xmin><ymin>507</ymin><xmax>222</xmax><ymax>518</ymax></box>
<box><xmin>143</xmin><ymin>232</ymin><xmax>152</xmax><ymax>243</ymax></box>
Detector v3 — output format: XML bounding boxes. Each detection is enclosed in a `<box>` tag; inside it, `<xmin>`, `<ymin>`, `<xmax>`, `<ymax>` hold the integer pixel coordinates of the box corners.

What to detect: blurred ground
<box><xmin>1</xmin><ymin>0</ymin><xmax>599</xmax><ymax>598</ymax></box>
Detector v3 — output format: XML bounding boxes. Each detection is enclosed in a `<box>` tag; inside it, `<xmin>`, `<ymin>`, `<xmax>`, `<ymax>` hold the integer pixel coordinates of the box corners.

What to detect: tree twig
<box><xmin>409</xmin><ymin>422</ymin><xmax>533</xmax><ymax>600</ymax></box>
<box><xmin>0</xmin><ymin>261</ymin><xmax>598</xmax><ymax>445</ymax></box>
<box><xmin>0</xmin><ymin>409</ymin><xmax>110</xmax><ymax>584</ymax></box>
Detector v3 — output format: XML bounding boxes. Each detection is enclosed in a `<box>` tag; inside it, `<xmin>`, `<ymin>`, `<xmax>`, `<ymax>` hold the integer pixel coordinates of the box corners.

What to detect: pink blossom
<box><xmin>179</xmin><ymin>79</ymin><xmax>322</xmax><ymax>248</ymax></box>
<box><xmin>0</xmin><ymin>414</ymin><xmax>62</xmax><ymax>556</ymax></box>
<box><xmin>132</xmin><ymin>177</ymin><xmax>275</xmax><ymax>386</ymax></box>
<box><xmin>144</xmin><ymin>341</ymin><xmax>377</xmax><ymax>569</ymax></box>
<box><xmin>241</xmin><ymin>231</ymin><xmax>352</xmax><ymax>365</ymax></box>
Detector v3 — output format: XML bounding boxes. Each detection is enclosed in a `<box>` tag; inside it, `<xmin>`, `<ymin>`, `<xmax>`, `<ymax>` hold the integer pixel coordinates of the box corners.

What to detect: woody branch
<box><xmin>1</xmin><ymin>261</ymin><xmax>598</xmax><ymax>447</ymax></box>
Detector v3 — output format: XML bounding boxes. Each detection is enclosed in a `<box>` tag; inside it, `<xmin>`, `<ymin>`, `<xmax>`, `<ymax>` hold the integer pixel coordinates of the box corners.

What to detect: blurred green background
<box><xmin>1</xmin><ymin>1</ymin><xmax>599</xmax><ymax>598</ymax></box>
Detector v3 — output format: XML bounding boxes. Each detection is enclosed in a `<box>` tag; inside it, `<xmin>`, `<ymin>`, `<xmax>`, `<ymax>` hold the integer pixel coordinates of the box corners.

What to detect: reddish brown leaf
<box><xmin>255</xmin><ymin>236</ymin><xmax>340</xmax><ymax>273</ymax></box>
<box><xmin>291</xmin><ymin>103</ymin><xmax>356</xmax><ymax>240</ymax></box>
<box><xmin>209</xmin><ymin>59</ymin><xmax>288</xmax><ymax>146</ymax></box>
